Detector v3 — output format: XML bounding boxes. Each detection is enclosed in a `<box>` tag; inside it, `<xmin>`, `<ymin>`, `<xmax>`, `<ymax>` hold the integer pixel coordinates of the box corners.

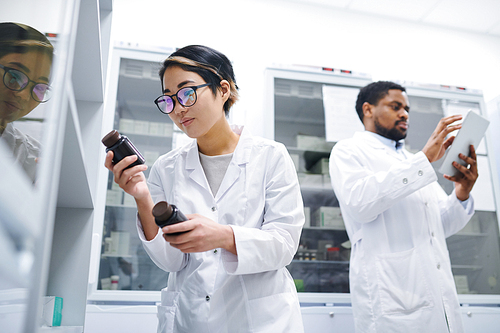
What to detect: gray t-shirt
<box><xmin>199</xmin><ymin>152</ymin><xmax>233</xmax><ymax>196</ymax></box>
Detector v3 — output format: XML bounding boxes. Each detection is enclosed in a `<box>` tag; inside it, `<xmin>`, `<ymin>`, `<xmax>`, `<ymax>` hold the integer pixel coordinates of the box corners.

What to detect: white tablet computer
<box><xmin>438</xmin><ymin>111</ymin><xmax>490</xmax><ymax>176</ymax></box>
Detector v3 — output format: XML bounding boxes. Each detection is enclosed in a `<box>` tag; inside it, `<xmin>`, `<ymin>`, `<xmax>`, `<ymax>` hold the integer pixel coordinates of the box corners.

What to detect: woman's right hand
<box><xmin>104</xmin><ymin>151</ymin><xmax>150</xmax><ymax>200</ymax></box>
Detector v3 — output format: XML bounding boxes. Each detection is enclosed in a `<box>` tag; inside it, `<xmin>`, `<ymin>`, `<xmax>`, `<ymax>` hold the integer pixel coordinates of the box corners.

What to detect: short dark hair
<box><xmin>355</xmin><ymin>81</ymin><xmax>406</xmax><ymax>122</ymax></box>
<box><xmin>0</xmin><ymin>22</ymin><xmax>54</xmax><ymax>61</ymax></box>
<box><xmin>159</xmin><ymin>45</ymin><xmax>239</xmax><ymax>116</ymax></box>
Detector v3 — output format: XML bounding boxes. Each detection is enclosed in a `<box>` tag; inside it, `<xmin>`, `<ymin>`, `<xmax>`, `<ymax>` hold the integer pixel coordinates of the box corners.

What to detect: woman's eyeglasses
<box><xmin>154</xmin><ymin>83</ymin><xmax>211</xmax><ymax>114</ymax></box>
<box><xmin>0</xmin><ymin>64</ymin><xmax>52</xmax><ymax>103</ymax></box>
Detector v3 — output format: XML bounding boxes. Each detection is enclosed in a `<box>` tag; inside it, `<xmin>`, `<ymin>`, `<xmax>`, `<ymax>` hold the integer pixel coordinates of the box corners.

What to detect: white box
<box><xmin>454</xmin><ymin>275</ymin><xmax>470</xmax><ymax>294</ymax></box>
<box><xmin>41</xmin><ymin>296</ymin><xmax>63</xmax><ymax>327</ymax></box>
<box><xmin>314</xmin><ymin>206</ymin><xmax>345</xmax><ymax>229</ymax></box>
<box><xmin>101</xmin><ymin>277</ymin><xmax>111</xmax><ymax>290</ymax></box>
<box><xmin>119</xmin><ymin>118</ymin><xmax>135</xmax><ymax>133</ymax></box>
<box><xmin>123</xmin><ymin>193</ymin><xmax>136</xmax><ymax>207</ymax></box>
<box><xmin>110</xmin><ymin>231</ymin><xmax>130</xmax><ymax>256</ymax></box>
<box><xmin>148</xmin><ymin>122</ymin><xmax>163</xmax><ymax>136</ymax></box>
<box><xmin>323</xmin><ymin>174</ymin><xmax>332</xmax><ymax>189</ymax></box>
<box><xmin>297</xmin><ymin>135</ymin><xmax>334</xmax><ymax>152</ymax></box>
<box><xmin>458</xmin><ymin>215</ymin><xmax>481</xmax><ymax>234</ymax></box>
<box><xmin>163</xmin><ymin>123</ymin><xmax>174</xmax><ymax>137</ymax></box>
<box><xmin>290</xmin><ymin>153</ymin><xmax>300</xmax><ymax>171</ymax></box>
<box><xmin>298</xmin><ymin>173</ymin><xmax>323</xmax><ymax>188</ymax></box>
<box><xmin>303</xmin><ymin>207</ymin><xmax>310</xmax><ymax>227</ymax></box>
<box><xmin>106</xmin><ymin>190</ymin><xmax>123</xmax><ymax>206</ymax></box>
<box><xmin>111</xmin><ymin>180</ymin><xmax>121</xmax><ymax>191</ymax></box>
<box><xmin>134</xmin><ymin>120</ymin><xmax>150</xmax><ymax>135</ymax></box>
<box><xmin>297</xmin><ymin>135</ymin><xmax>326</xmax><ymax>151</ymax></box>
<box><xmin>144</xmin><ymin>150</ymin><xmax>160</xmax><ymax>166</ymax></box>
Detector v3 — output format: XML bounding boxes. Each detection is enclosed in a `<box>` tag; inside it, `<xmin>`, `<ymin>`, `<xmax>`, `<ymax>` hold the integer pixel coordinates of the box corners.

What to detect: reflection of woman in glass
<box><xmin>0</xmin><ymin>22</ymin><xmax>53</xmax><ymax>182</ymax></box>
<box><xmin>105</xmin><ymin>45</ymin><xmax>305</xmax><ymax>332</ymax></box>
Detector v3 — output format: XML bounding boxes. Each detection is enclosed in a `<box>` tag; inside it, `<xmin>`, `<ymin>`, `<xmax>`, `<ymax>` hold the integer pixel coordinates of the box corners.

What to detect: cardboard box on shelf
<box><xmin>148</xmin><ymin>122</ymin><xmax>164</xmax><ymax>136</ymax></box>
<box><xmin>118</xmin><ymin>118</ymin><xmax>135</xmax><ymax>133</ymax></box>
<box><xmin>106</xmin><ymin>189</ymin><xmax>123</xmax><ymax>206</ymax></box>
<box><xmin>298</xmin><ymin>173</ymin><xmax>323</xmax><ymax>188</ymax></box>
<box><xmin>297</xmin><ymin>135</ymin><xmax>332</xmax><ymax>152</ymax></box>
<box><xmin>304</xmin><ymin>207</ymin><xmax>310</xmax><ymax>227</ymax></box>
<box><xmin>41</xmin><ymin>296</ymin><xmax>63</xmax><ymax>327</ymax></box>
<box><xmin>457</xmin><ymin>215</ymin><xmax>481</xmax><ymax>234</ymax></box>
<box><xmin>134</xmin><ymin>120</ymin><xmax>150</xmax><ymax>135</ymax></box>
<box><xmin>290</xmin><ymin>153</ymin><xmax>300</xmax><ymax>172</ymax></box>
<box><xmin>313</xmin><ymin>206</ymin><xmax>345</xmax><ymax>229</ymax></box>
<box><xmin>454</xmin><ymin>275</ymin><xmax>470</xmax><ymax>294</ymax></box>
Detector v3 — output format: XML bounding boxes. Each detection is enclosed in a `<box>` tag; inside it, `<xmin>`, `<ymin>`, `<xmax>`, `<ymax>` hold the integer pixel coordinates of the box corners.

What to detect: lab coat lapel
<box><xmin>357</xmin><ymin>131</ymin><xmax>405</xmax><ymax>161</ymax></box>
<box><xmin>214</xmin><ymin>127</ymin><xmax>252</xmax><ymax>202</ymax></box>
<box><xmin>185</xmin><ymin>140</ymin><xmax>210</xmax><ymax>191</ymax></box>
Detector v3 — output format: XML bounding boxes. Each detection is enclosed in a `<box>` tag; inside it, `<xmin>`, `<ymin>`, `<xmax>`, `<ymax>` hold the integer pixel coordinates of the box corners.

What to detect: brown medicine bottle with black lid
<box><xmin>152</xmin><ymin>201</ymin><xmax>188</xmax><ymax>236</ymax></box>
<box><xmin>102</xmin><ymin>130</ymin><xmax>145</xmax><ymax>168</ymax></box>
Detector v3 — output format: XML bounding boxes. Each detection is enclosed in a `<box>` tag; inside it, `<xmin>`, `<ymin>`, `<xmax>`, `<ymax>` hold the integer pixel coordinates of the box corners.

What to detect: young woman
<box><xmin>0</xmin><ymin>22</ymin><xmax>53</xmax><ymax>182</ymax></box>
<box><xmin>105</xmin><ymin>45</ymin><xmax>305</xmax><ymax>333</ymax></box>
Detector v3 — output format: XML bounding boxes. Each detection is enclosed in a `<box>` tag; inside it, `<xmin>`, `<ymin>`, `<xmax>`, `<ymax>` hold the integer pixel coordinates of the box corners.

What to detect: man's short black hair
<box><xmin>355</xmin><ymin>81</ymin><xmax>406</xmax><ymax>122</ymax></box>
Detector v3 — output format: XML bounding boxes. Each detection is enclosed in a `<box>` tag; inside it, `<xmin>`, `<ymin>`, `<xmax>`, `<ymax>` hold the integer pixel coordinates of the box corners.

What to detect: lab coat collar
<box><xmin>355</xmin><ymin>131</ymin><xmax>407</xmax><ymax>160</ymax></box>
<box><xmin>184</xmin><ymin>125</ymin><xmax>252</xmax><ymax>199</ymax></box>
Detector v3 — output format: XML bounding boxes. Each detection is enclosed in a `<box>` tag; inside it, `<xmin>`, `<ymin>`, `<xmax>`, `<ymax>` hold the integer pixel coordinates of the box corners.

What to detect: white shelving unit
<box><xmin>0</xmin><ymin>0</ymin><xmax>112</xmax><ymax>332</ymax></box>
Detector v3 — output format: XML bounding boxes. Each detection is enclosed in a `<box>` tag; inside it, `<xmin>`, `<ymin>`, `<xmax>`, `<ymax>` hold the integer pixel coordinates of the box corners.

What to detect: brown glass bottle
<box><xmin>152</xmin><ymin>201</ymin><xmax>188</xmax><ymax>235</ymax></box>
<box><xmin>102</xmin><ymin>130</ymin><xmax>145</xmax><ymax>168</ymax></box>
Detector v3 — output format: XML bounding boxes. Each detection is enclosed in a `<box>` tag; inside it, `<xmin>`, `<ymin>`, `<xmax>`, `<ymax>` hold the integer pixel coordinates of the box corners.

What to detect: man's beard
<box><xmin>374</xmin><ymin>118</ymin><xmax>407</xmax><ymax>142</ymax></box>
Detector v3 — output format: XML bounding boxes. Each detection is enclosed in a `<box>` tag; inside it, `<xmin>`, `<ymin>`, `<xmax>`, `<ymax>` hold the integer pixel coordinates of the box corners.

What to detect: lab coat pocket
<box><xmin>248</xmin><ymin>292</ymin><xmax>300</xmax><ymax>332</ymax></box>
<box><xmin>157</xmin><ymin>289</ymin><xmax>180</xmax><ymax>333</ymax></box>
<box><xmin>375</xmin><ymin>247</ymin><xmax>433</xmax><ymax>315</ymax></box>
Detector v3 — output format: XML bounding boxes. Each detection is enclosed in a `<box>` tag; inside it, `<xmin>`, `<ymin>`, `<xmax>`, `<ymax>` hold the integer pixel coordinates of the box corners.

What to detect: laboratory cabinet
<box><xmin>264</xmin><ymin>65</ymin><xmax>500</xmax><ymax>305</ymax></box>
<box><xmin>402</xmin><ymin>84</ymin><xmax>500</xmax><ymax>298</ymax></box>
<box><xmin>89</xmin><ymin>45</ymin><xmax>178</xmax><ymax>301</ymax></box>
<box><xmin>0</xmin><ymin>0</ymin><xmax>112</xmax><ymax>332</ymax></box>
<box><xmin>265</xmin><ymin>65</ymin><xmax>372</xmax><ymax>294</ymax></box>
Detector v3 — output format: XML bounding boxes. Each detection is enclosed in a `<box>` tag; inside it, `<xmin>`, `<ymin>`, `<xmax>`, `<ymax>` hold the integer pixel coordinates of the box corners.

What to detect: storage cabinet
<box><xmin>265</xmin><ymin>66</ymin><xmax>500</xmax><ymax>304</ymax></box>
<box><xmin>90</xmin><ymin>46</ymin><xmax>178</xmax><ymax>297</ymax></box>
<box><xmin>266</xmin><ymin>66</ymin><xmax>372</xmax><ymax>294</ymax></box>
<box><xmin>403</xmin><ymin>84</ymin><xmax>500</xmax><ymax>298</ymax></box>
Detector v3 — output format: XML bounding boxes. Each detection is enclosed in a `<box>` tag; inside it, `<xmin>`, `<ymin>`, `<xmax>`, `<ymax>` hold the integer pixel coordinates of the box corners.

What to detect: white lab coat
<box><xmin>0</xmin><ymin>123</ymin><xmax>40</xmax><ymax>182</ymax></box>
<box><xmin>137</xmin><ymin>125</ymin><xmax>305</xmax><ymax>333</ymax></box>
<box><xmin>329</xmin><ymin>131</ymin><xmax>474</xmax><ymax>333</ymax></box>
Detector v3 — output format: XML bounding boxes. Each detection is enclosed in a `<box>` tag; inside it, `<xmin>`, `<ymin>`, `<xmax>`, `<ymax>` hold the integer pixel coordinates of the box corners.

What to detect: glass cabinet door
<box><xmin>98</xmin><ymin>55</ymin><xmax>176</xmax><ymax>292</ymax></box>
<box><xmin>270</xmin><ymin>67</ymin><xmax>500</xmax><ymax>302</ymax></box>
<box><xmin>269</xmin><ymin>68</ymin><xmax>372</xmax><ymax>294</ymax></box>
<box><xmin>403</xmin><ymin>87</ymin><xmax>500</xmax><ymax>297</ymax></box>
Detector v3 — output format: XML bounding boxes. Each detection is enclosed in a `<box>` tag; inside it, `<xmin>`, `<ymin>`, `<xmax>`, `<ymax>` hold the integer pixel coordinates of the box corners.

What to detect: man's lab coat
<box><xmin>329</xmin><ymin>131</ymin><xmax>473</xmax><ymax>333</ymax></box>
<box><xmin>138</xmin><ymin>125</ymin><xmax>305</xmax><ymax>333</ymax></box>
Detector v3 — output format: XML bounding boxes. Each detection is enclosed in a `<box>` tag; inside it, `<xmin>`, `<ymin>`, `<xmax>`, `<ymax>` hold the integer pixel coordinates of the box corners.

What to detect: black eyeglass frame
<box><xmin>154</xmin><ymin>83</ymin><xmax>212</xmax><ymax>114</ymax></box>
<box><xmin>0</xmin><ymin>64</ymin><xmax>52</xmax><ymax>103</ymax></box>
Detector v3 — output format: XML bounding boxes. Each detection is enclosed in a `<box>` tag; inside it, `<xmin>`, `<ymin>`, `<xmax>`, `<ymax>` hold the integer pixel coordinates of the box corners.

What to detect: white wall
<box><xmin>112</xmin><ymin>0</ymin><xmax>500</xmax><ymax>137</ymax></box>
<box><xmin>0</xmin><ymin>0</ymin><xmax>67</xmax><ymax>33</ymax></box>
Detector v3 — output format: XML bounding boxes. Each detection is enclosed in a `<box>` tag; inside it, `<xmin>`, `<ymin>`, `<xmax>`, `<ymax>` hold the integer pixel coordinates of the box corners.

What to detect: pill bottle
<box><xmin>102</xmin><ymin>130</ymin><xmax>145</xmax><ymax>168</ymax></box>
<box><xmin>326</xmin><ymin>247</ymin><xmax>340</xmax><ymax>261</ymax></box>
<box><xmin>110</xmin><ymin>275</ymin><xmax>119</xmax><ymax>290</ymax></box>
<box><xmin>152</xmin><ymin>201</ymin><xmax>188</xmax><ymax>236</ymax></box>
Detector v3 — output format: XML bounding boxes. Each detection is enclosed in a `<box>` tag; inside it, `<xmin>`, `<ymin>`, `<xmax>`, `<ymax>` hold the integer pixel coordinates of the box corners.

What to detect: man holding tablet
<box><xmin>329</xmin><ymin>81</ymin><xmax>478</xmax><ymax>333</ymax></box>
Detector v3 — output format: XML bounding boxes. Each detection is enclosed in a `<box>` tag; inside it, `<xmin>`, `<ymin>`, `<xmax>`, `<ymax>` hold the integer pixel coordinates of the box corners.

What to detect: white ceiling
<box><xmin>293</xmin><ymin>0</ymin><xmax>500</xmax><ymax>37</ymax></box>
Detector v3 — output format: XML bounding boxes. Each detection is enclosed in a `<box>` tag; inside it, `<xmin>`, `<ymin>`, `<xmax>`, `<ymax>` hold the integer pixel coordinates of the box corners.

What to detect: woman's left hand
<box><xmin>162</xmin><ymin>214</ymin><xmax>237</xmax><ymax>255</ymax></box>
